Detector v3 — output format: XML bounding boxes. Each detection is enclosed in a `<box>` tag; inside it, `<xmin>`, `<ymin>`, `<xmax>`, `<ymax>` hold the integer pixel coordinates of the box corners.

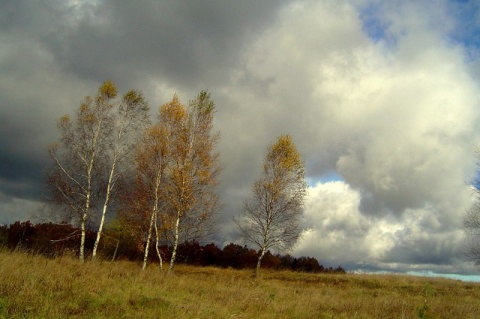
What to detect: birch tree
<box><xmin>116</xmin><ymin>179</ymin><xmax>152</xmax><ymax>263</ymax></box>
<box><xmin>134</xmin><ymin>96</ymin><xmax>185</xmax><ymax>270</ymax></box>
<box><xmin>464</xmin><ymin>149</ymin><xmax>480</xmax><ymax>265</ymax></box>
<box><xmin>91</xmin><ymin>88</ymin><xmax>149</xmax><ymax>260</ymax></box>
<box><xmin>163</xmin><ymin>91</ymin><xmax>220</xmax><ymax>273</ymax></box>
<box><xmin>464</xmin><ymin>204</ymin><xmax>480</xmax><ymax>264</ymax></box>
<box><xmin>126</xmin><ymin>92</ymin><xmax>220</xmax><ymax>271</ymax></box>
<box><xmin>135</xmin><ymin>126</ymin><xmax>169</xmax><ymax>270</ymax></box>
<box><xmin>47</xmin><ymin>81</ymin><xmax>117</xmax><ymax>262</ymax></box>
<box><xmin>236</xmin><ymin>135</ymin><xmax>307</xmax><ymax>276</ymax></box>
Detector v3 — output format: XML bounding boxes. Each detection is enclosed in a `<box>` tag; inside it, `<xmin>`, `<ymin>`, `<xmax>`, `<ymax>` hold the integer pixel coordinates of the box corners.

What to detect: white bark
<box><xmin>153</xmin><ymin>210</ymin><xmax>163</xmax><ymax>270</ymax></box>
<box><xmin>255</xmin><ymin>245</ymin><xmax>266</xmax><ymax>276</ymax></box>
<box><xmin>92</xmin><ymin>157</ymin><xmax>115</xmax><ymax>260</ymax></box>
<box><xmin>142</xmin><ymin>210</ymin><xmax>156</xmax><ymax>271</ymax></box>
<box><xmin>168</xmin><ymin>212</ymin><xmax>181</xmax><ymax>273</ymax></box>
<box><xmin>79</xmin><ymin>213</ymin><xmax>87</xmax><ymax>262</ymax></box>
<box><xmin>142</xmin><ymin>169</ymin><xmax>163</xmax><ymax>270</ymax></box>
<box><xmin>47</xmin><ymin>82</ymin><xmax>121</xmax><ymax>263</ymax></box>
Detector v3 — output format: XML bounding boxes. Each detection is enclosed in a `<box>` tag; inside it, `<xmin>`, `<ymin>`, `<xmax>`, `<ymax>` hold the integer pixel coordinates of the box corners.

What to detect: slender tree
<box><xmin>91</xmin><ymin>87</ymin><xmax>149</xmax><ymax>260</ymax></box>
<box><xmin>133</xmin><ymin>96</ymin><xmax>186</xmax><ymax>270</ymax></box>
<box><xmin>135</xmin><ymin>127</ymin><xmax>169</xmax><ymax>270</ymax></box>
<box><xmin>163</xmin><ymin>91</ymin><xmax>221</xmax><ymax>273</ymax></box>
<box><xmin>463</xmin><ymin>147</ymin><xmax>480</xmax><ymax>265</ymax></box>
<box><xmin>464</xmin><ymin>204</ymin><xmax>480</xmax><ymax>264</ymax></box>
<box><xmin>120</xmin><ymin>92</ymin><xmax>220</xmax><ymax>271</ymax></box>
<box><xmin>47</xmin><ymin>81</ymin><xmax>117</xmax><ymax>262</ymax></box>
<box><xmin>116</xmin><ymin>179</ymin><xmax>152</xmax><ymax>263</ymax></box>
<box><xmin>236</xmin><ymin>135</ymin><xmax>307</xmax><ymax>276</ymax></box>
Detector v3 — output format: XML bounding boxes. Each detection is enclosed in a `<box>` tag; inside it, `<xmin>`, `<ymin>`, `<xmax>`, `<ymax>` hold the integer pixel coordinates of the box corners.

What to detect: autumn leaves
<box><xmin>236</xmin><ymin>135</ymin><xmax>307</xmax><ymax>276</ymax></box>
<box><xmin>47</xmin><ymin>81</ymin><xmax>305</xmax><ymax>273</ymax></box>
<box><xmin>132</xmin><ymin>93</ymin><xmax>221</xmax><ymax>271</ymax></box>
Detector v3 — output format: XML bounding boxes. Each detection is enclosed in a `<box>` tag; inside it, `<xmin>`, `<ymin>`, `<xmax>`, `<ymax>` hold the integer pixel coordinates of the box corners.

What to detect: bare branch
<box><xmin>236</xmin><ymin>135</ymin><xmax>307</xmax><ymax>276</ymax></box>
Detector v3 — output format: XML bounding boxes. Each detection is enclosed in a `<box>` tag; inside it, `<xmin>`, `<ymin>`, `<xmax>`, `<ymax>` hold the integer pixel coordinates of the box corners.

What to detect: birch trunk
<box><xmin>154</xmin><ymin>210</ymin><xmax>163</xmax><ymax>270</ymax></box>
<box><xmin>255</xmin><ymin>246</ymin><xmax>267</xmax><ymax>277</ymax></box>
<box><xmin>80</xmin><ymin>168</ymin><xmax>93</xmax><ymax>263</ymax></box>
<box><xmin>92</xmin><ymin>158</ymin><xmax>116</xmax><ymax>260</ymax></box>
<box><xmin>142</xmin><ymin>210</ymin><xmax>156</xmax><ymax>270</ymax></box>
<box><xmin>81</xmin><ymin>103</ymin><xmax>102</xmax><ymax>262</ymax></box>
<box><xmin>168</xmin><ymin>212</ymin><xmax>181</xmax><ymax>273</ymax></box>
<box><xmin>91</xmin><ymin>203</ymin><xmax>107</xmax><ymax>260</ymax></box>
<box><xmin>79</xmin><ymin>214</ymin><xmax>87</xmax><ymax>263</ymax></box>
<box><xmin>112</xmin><ymin>238</ymin><xmax>120</xmax><ymax>262</ymax></box>
<box><xmin>255</xmin><ymin>222</ymin><xmax>270</xmax><ymax>277</ymax></box>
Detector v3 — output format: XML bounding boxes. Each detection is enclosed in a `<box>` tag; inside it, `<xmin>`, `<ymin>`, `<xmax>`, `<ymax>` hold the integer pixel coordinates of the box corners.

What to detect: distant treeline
<box><xmin>0</xmin><ymin>221</ymin><xmax>345</xmax><ymax>274</ymax></box>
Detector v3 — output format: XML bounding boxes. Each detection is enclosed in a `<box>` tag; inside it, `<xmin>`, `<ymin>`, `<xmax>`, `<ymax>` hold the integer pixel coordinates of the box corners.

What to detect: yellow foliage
<box><xmin>79</xmin><ymin>102</ymin><xmax>90</xmax><ymax>113</ymax></box>
<box><xmin>58</xmin><ymin>115</ymin><xmax>70</xmax><ymax>125</ymax></box>
<box><xmin>160</xmin><ymin>94</ymin><xmax>187</xmax><ymax>122</ymax></box>
<box><xmin>268</xmin><ymin>134</ymin><xmax>302</xmax><ymax>171</ymax></box>
<box><xmin>98</xmin><ymin>80</ymin><xmax>117</xmax><ymax>99</ymax></box>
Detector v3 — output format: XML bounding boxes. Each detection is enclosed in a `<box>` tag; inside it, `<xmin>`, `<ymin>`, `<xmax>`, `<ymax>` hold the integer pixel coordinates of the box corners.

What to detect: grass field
<box><xmin>0</xmin><ymin>251</ymin><xmax>479</xmax><ymax>318</ymax></box>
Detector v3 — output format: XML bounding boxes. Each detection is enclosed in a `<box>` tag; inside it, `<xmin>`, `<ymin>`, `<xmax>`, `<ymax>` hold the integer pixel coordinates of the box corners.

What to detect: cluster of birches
<box><xmin>44</xmin><ymin>80</ymin><xmax>313</xmax><ymax>275</ymax></box>
<box><xmin>0</xmin><ymin>221</ymin><xmax>345</xmax><ymax>274</ymax></box>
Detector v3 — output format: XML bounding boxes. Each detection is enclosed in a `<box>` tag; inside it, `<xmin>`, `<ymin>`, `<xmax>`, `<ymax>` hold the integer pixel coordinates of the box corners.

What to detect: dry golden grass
<box><xmin>0</xmin><ymin>250</ymin><xmax>479</xmax><ymax>318</ymax></box>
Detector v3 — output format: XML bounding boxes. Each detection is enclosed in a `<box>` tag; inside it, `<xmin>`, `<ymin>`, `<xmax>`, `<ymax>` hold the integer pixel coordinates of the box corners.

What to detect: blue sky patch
<box><xmin>358</xmin><ymin>3</ymin><xmax>397</xmax><ymax>47</ymax></box>
<box><xmin>359</xmin><ymin>4</ymin><xmax>388</xmax><ymax>42</ymax></box>
<box><xmin>447</xmin><ymin>0</ymin><xmax>480</xmax><ymax>60</ymax></box>
<box><xmin>307</xmin><ymin>171</ymin><xmax>345</xmax><ymax>187</ymax></box>
<box><xmin>408</xmin><ymin>270</ymin><xmax>480</xmax><ymax>282</ymax></box>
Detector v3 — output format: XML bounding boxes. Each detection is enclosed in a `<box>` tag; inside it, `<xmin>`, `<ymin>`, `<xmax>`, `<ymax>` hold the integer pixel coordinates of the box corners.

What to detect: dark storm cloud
<box><xmin>0</xmin><ymin>154</ymin><xmax>45</xmax><ymax>200</ymax></box>
<box><xmin>383</xmin><ymin>236</ymin><xmax>459</xmax><ymax>266</ymax></box>
<box><xmin>39</xmin><ymin>0</ymin><xmax>286</xmax><ymax>89</ymax></box>
<box><xmin>0</xmin><ymin>0</ymin><xmax>286</xmax><ymax>203</ymax></box>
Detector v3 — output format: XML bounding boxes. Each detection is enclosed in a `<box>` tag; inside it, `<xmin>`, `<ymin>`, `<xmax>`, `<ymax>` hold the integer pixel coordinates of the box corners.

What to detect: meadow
<box><xmin>0</xmin><ymin>250</ymin><xmax>479</xmax><ymax>318</ymax></box>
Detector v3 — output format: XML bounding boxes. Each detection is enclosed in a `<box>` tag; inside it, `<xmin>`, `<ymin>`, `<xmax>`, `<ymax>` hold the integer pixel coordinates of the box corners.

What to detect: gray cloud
<box><xmin>0</xmin><ymin>0</ymin><xmax>285</xmax><ymax>197</ymax></box>
<box><xmin>39</xmin><ymin>0</ymin><xmax>285</xmax><ymax>90</ymax></box>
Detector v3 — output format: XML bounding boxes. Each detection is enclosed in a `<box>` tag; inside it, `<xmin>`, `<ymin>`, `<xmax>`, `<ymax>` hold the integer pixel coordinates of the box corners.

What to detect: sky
<box><xmin>1</xmin><ymin>0</ymin><xmax>480</xmax><ymax>277</ymax></box>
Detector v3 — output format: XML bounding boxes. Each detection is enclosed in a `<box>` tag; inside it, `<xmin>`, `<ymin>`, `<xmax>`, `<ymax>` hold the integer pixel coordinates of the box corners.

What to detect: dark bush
<box><xmin>1</xmin><ymin>221</ymin><xmax>346</xmax><ymax>274</ymax></box>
